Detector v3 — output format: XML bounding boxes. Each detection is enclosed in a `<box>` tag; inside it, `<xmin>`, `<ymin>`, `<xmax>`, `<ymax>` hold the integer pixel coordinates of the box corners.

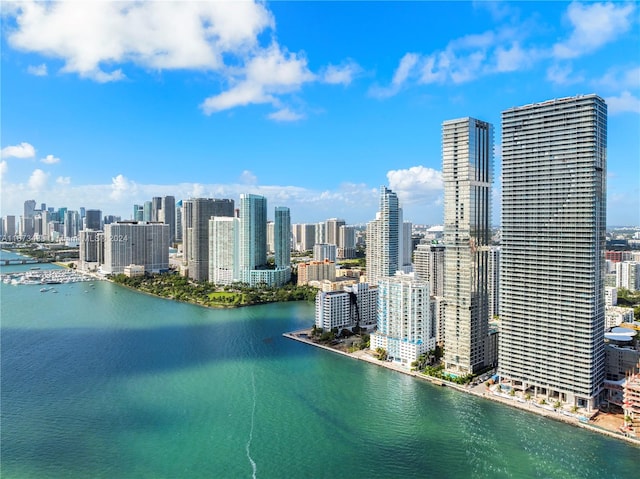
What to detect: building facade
<box><xmin>366</xmin><ymin>186</ymin><xmax>400</xmax><ymax>286</ymax></box>
<box><xmin>442</xmin><ymin>117</ymin><xmax>493</xmax><ymax>375</ymax></box>
<box><xmin>371</xmin><ymin>274</ymin><xmax>435</xmax><ymax>367</ymax></box>
<box><xmin>208</xmin><ymin>216</ymin><xmax>239</xmax><ymax>285</ymax></box>
<box><xmin>499</xmin><ymin>94</ymin><xmax>607</xmax><ymax>410</ymax></box>
<box><xmin>101</xmin><ymin>221</ymin><xmax>169</xmax><ymax>275</ymax></box>
<box><xmin>183</xmin><ymin>198</ymin><xmax>235</xmax><ymax>281</ymax></box>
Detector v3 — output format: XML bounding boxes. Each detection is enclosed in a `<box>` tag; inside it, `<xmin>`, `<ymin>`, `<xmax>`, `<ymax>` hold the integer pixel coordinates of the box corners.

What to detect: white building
<box><xmin>313</xmin><ymin>243</ymin><xmax>337</xmax><ymax>262</ymax></box>
<box><xmin>371</xmin><ymin>274</ymin><xmax>435</xmax><ymax>367</ymax></box>
<box><xmin>208</xmin><ymin>217</ymin><xmax>240</xmax><ymax>285</ymax></box>
<box><xmin>101</xmin><ymin>222</ymin><xmax>169</xmax><ymax>275</ymax></box>
<box><xmin>616</xmin><ymin>262</ymin><xmax>640</xmax><ymax>291</ymax></box>
<box><xmin>315</xmin><ymin>282</ymin><xmax>378</xmax><ymax>332</ymax></box>
<box><xmin>605</xmin><ymin>287</ymin><xmax>618</xmax><ymax>307</ymax></box>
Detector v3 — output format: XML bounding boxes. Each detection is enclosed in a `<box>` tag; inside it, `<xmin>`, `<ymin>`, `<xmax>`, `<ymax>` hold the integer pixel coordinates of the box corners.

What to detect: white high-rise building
<box><xmin>313</xmin><ymin>243</ymin><xmax>336</xmax><ymax>262</ymax></box>
<box><xmin>499</xmin><ymin>94</ymin><xmax>607</xmax><ymax>410</ymax></box>
<box><xmin>208</xmin><ymin>217</ymin><xmax>240</xmax><ymax>285</ymax></box>
<box><xmin>371</xmin><ymin>274</ymin><xmax>434</xmax><ymax>367</ymax></box>
<box><xmin>337</xmin><ymin>225</ymin><xmax>356</xmax><ymax>259</ymax></box>
<box><xmin>101</xmin><ymin>221</ymin><xmax>169</xmax><ymax>274</ymax></box>
<box><xmin>366</xmin><ymin>186</ymin><xmax>400</xmax><ymax>286</ymax></box>
<box><xmin>442</xmin><ymin>117</ymin><xmax>493</xmax><ymax>375</ymax></box>
<box><xmin>183</xmin><ymin>198</ymin><xmax>235</xmax><ymax>281</ymax></box>
<box><xmin>414</xmin><ymin>243</ymin><xmax>445</xmax><ymax>297</ymax></box>
<box><xmin>616</xmin><ymin>262</ymin><xmax>640</xmax><ymax>292</ymax></box>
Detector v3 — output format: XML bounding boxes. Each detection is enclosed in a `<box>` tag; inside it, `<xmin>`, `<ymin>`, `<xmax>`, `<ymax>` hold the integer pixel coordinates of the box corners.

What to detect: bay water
<box><xmin>1</xmin><ymin>257</ymin><xmax>638</xmax><ymax>478</ymax></box>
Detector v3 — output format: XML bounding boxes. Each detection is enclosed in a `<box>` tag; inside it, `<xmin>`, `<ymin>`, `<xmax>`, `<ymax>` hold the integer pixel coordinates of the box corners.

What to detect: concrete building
<box><xmin>313</xmin><ymin>243</ymin><xmax>336</xmax><ymax>262</ymax></box>
<box><xmin>85</xmin><ymin>209</ymin><xmax>102</xmax><ymax>231</ymax></box>
<box><xmin>79</xmin><ymin>229</ymin><xmax>103</xmax><ymax>271</ymax></box>
<box><xmin>183</xmin><ymin>198</ymin><xmax>234</xmax><ymax>281</ymax></box>
<box><xmin>161</xmin><ymin>196</ymin><xmax>176</xmax><ymax>244</ymax></box>
<box><xmin>315</xmin><ymin>282</ymin><xmax>377</xmax><ymax>332</ymax></box>
<box><xmin>616</xmin><ymin>262</ymin><xmax>640</xmax><ymax>291</ymax></box>
<box><xmin>499</xmin><ymin>94</ymin><xmax>607</xmax><ymax>410</ymax></box>
<box><xmin>292</xmin><ymin>223</ymin><xmax>315</xmax><ymax>252</ymax></box>
<box><xmin>298</xmin><ymin>260</ymin><xmax>336</xmax><ymax>286</ymax></box>
<box><xmin>413</xmin><ymin>243</ymin><xmax>445</xmax><ymax>297</ymax></box>
<box><xmin>337</xmin><ymin>225</ymin><xmax>356</xmax><ymax>259</ymax></box>
<box><xmin>442</xmin><ymin>117</ymin><xmax>493</xmax><ymax>375</ymax></box>
<box><xmin>208</xmin><ymin>216</ymin><xmax>239</xmax><ymax>285</ymax></box>
<box><xmin>325</xmin><ymin>218</ymin><xmax>345</xmax><ymax>247</ymax></box>
<box><xmin>315</xmin><ymin>222</ymin><xmax>326</xmax><ymax>244</ymax></box>
<box><xmin>371</xmin><ymin>274</ymin><xmax>435</xmax><ymax>368</ymax></box>
<box><xmin>366</xmin><ymin>186</ymin><xmax>400</xmax><ymax>286</ymax></box>
<box><xmin>101</xmin><ymin>221</ymin><xmax>169</xmax><ymax>275</ymax></box>
<box><xmin>605</xmin><ymin>287</ymin><xmax>618</xmax><ymax>307</ymax></box>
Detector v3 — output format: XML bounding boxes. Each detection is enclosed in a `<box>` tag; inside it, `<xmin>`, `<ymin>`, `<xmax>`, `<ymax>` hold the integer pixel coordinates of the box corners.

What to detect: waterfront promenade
<box><xmin>284</xmin><ymin>329</ymin><xmax>640</xmax><ymax>447</ymax></box>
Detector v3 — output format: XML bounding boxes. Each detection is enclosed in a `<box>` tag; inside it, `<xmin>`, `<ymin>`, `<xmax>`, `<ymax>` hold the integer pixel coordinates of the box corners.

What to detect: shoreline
<box><xmin>284</xmin><ymin>329</ymin><xmax>640</xmax><ymax>447</ymax></box>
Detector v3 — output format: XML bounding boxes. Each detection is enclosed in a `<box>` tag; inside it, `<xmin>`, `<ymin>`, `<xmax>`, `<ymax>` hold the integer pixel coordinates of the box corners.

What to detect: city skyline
<box><xmin>1</xmin><ymin>1</ymin><xmax>638</xmax><ymax>225</ymax></box>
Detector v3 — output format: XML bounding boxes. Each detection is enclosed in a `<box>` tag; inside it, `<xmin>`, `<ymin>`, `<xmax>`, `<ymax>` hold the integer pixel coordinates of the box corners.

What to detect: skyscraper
<box><xmin>208</xmin><ymin>216</ymin><xmax>240</xmax><ymax>285</ymax></box>
<box><xmin>366</xmin><ymin>186</ymin><xmax>400</xmax><ymax>285</ymax></box>
<box><xmin>183</xmin><ymin>198</ymin><xmax>235</xmax><ymax>281</ymax></box>
<box><xmin>239</xmin><ymin>194</ymin><xmax>267</xmax><ymax>281</ymax></box>
<box><xmin>325</xmin><ymin>218</ymin><xmax>345</xmax><ymax>246</ymax></box>
<box><xmin>442</xmin><ymin>117</ymin><xmax>493</xmax><ymax>375</ymax></box>
<box><xmin>499</xmin><ymin>94</ymin><xmax>607</xmax><ymax>410</ymax></box>
<box><xmin>85</xmin><ymin>209</ymin><xmax>102</xmax><ymax>230</ymax></box>
<box><xmin>161</xmin><ymin>196</ymin><xmax>176</xmax><ymax>244</ymax></box>
<box><xmin>274</xmin><ymin>207</ymin><xmax>291</xmax><ymax>273</ymax></box>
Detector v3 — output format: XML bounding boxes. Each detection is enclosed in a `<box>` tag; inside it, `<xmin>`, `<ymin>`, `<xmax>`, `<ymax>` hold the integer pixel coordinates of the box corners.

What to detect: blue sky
<box><xmin>1</xmin><ymin>1</ymin><xmax>638</xmax><ymax>226</ymax></box>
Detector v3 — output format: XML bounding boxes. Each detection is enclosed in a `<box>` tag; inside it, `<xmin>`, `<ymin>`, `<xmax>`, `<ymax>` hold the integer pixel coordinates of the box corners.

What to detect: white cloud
<box><xmin>546</xmin><ymin>64</ymin><xmax>584</xmax><ymax>85</ymax></box>
<box><xmin>201</xmin><ymin>44</ymin><xmax>315</xmax><ymax>114</ymax></box>
<box><xmin>110</xmin><ymin>174</ymin><xmax>136</xmax><ymax>200</ymax></box>
<box><xmin>0</xmin><ymin>160</ymin><xmax>7</xmax><ymax>180</ymax></box>
<box><xmin>594</xmin><ymin>66</ymin><xmax>640</xmax><ymax>90</ymax></box>
<box><xmin>494</xmin><ymin>42</ymin><xmax>529</xmax><ymax>72</ymax></box>
<box><xmin>41</xmin><ymin>154</ymin><xmax>60</xmax><ymax>164</ymax></box>
<box><xmin>1</xmin><ymin>142</ymin><xmax>36</xmax><ymax>159</ymax></box>
<box><xmin>6</xmin><ymin>1</ymin><xmax>274</xmax><ymax>81</ymax></box>
<box><xmin>321</xmin><ymin>61</ymin><xmax>361</xmax><ymax>85</ymax></box>
<box><xmin>27</xmin><ymin>63</ymin><xmax>47</xmax><ymax>76</ymax></box>
<box><xmin>553</xmin><ymin>2</ymin><xmax>636</xmax><ymax>59</ymax></box>
<box><xmin>28</xmin><ymin>169</ymin><xmax>49</xmax><ymax>190</ymax></box>
<box><xmin>605</xmin><ymin>91</ymin><xmax>640</xmax><ymax>115</ymax></box>
<box><xmin>239</xmin><ymin>170</ymin><xmax>258</xmax><ymax>185</ymax></box>
<box><xmin>369</xmin><ymin>53</ymin><xmax>420</xmax><ymax>98</ymax></box>
<box><xmin>56</xmin><ymin>176</ymin><xmax>71</xmax><ymax>185</ymax></box>
<box><xmin>268</xmin><ymin>108</ymin><xmax>304</xmax><ymax>122</ymax></box>
<box><xmin>386</xmin><ymin>166</ymin><xmax>443</xmax><ymax>205</ymax></box>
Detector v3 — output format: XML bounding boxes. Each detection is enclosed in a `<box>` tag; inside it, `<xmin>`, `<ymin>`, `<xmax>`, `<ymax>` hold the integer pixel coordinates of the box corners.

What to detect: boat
<box><xmin>40</xmin><ymin>287</ymin><xmax>51</xmax><ymax>292</ymax></box>
<box><xmin>30</xmin><ymin>267</ymin><xmax>41</xmax><ymax>270</ymax></box>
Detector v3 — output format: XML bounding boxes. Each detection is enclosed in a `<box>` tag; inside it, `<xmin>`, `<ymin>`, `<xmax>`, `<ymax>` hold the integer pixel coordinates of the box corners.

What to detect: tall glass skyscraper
<box><xmin>366</xmin><ymin>186</ymin><xmax>400</xmax><ymax>285</ymax></box>
<box><xmin>274</xmin><ymin>207</ymin><xmax>291</xmax><ymax>270</ymax></box>
<box><xmin>499</xmin><ymin>94</ymin><xmax>607</xmax><ymax>410</ymax></box>
<box><xmin>442</xmin><ymin>117</ymin><xmax>493</xmax><ymax>376</ymax></box>
<box><xmin>239</xmin><ymin>194</ymin><xmax>268</xmax><ymax>280</ymax></box>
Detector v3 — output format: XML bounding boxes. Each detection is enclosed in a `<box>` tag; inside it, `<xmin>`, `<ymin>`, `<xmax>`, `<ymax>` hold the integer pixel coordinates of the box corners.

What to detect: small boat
<box><xmin>40</xmin><ymin>287</ymin><xmax>51</xmax><ymax>292</ymax></box>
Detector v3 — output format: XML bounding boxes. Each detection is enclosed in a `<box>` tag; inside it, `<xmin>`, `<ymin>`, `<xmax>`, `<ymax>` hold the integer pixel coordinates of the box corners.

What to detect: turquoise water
<box><xmin>1</xmin><ymin>264</ymin><xmax>638</xmax><ymax>478</ymax></box>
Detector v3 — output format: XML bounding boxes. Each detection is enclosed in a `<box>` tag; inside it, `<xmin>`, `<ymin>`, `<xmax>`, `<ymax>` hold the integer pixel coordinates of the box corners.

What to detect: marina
<box><xmin>2</xmin><ymin>268</ymin><xmax>98</xmax><ymax>286</ymax></box>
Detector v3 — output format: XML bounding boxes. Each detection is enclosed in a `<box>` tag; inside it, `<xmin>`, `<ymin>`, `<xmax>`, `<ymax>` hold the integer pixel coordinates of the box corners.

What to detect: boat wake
<box><xmin>246</xmin><ymin>370</ymin><xmax>257</xmax><ymax>479</ymax></box>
